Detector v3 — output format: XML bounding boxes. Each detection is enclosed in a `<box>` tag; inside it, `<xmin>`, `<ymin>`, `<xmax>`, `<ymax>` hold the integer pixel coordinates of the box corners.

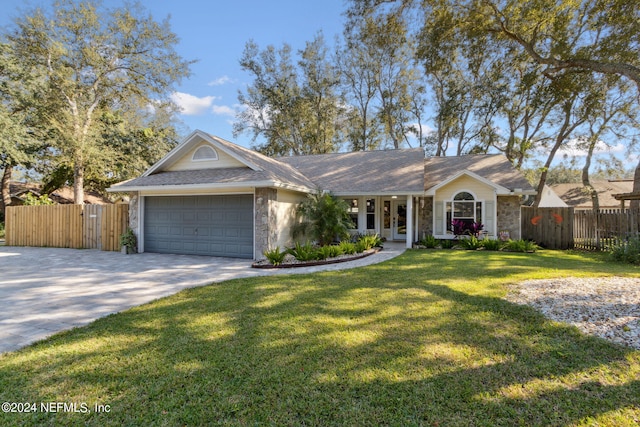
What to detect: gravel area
<box><xmin>505</xmin><ymin>277</ymin><xmax>640</xmax><ymax>350</ymax></box>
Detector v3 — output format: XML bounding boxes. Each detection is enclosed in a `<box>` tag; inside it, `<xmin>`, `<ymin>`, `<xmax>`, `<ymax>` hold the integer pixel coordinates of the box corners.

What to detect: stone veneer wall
<box><xmin>254</xmin><ymin>187</ymin><xmax>278</xmax><ymax>260</ymax></box>
<box><xmin>497</xmin><ymin>195</ymin><xmax>522</xmax><ymax>240</ymax></box>
<box><xmin>128</xmin><ymin>194</ymin><xmax>139</xmax><ymax>235</ymax></box>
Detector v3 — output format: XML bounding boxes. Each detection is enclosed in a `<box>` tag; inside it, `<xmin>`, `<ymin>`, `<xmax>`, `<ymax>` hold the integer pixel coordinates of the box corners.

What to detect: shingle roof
<box><xmin>277</xmin><ymin>148</ymin><xmax>426</xmax><ymax>194</ymax></box>
<box><xmin>424</xmin><ymin>154</ymin><xmax>534</xmax><ymax>192</ymax></box>
<box><xmin>111</xmin><ymin>133</ymin><xmax>317</xmax><ymax>191</ymax></box>
<box><xmin>110</xmin><ymin>131</ymin><xmax>534</xmax><ymax>196</ymax></box>
<box><xmin>551</xmin><ymin>180</ymin><xmax>633</xmax><ymax>208</ymax></box>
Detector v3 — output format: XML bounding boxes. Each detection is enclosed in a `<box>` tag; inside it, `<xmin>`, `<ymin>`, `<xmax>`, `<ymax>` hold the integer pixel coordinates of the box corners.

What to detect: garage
<box><xmin>144</xmin><ymin>195</ymin><xmax>254</xmax><ymax>258</ymax></box>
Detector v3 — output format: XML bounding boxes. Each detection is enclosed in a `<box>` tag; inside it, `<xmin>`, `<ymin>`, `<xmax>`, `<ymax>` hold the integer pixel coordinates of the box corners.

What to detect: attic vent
<box><xmin>192</xmin><ymin>145</ymin><xmax>218</xmax><ymax>161</ymax></box>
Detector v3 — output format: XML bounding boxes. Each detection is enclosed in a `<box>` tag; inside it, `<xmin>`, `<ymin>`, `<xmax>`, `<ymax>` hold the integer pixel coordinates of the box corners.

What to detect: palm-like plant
<box><xmin>292</xmin><ymin>190</ymin><xmax>354</xmax><ymax>246</ymax></box>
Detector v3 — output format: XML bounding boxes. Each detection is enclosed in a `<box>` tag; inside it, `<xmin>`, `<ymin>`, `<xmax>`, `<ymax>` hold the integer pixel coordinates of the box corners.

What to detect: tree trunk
<box><xmin>73</xmin><ymin>162</ymin><xmax>85</xmax><ymax>205</ymax></box>
<box><xmin>631</xmin><ymin>159</ymin><xmax>640</xmax><ymax>210</ymax></box>
<box><xmin>582</xmin><ymin>139</ymin><xmax>600</xmax><ymax>212</ymax></box>
<box><xmin>1</xmin><ymin>164</ymin><xmax>12</xmax><ymax>217</ymax></box>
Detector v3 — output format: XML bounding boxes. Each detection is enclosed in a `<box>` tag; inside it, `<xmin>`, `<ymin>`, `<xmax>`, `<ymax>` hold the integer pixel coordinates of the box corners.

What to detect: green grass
<box><xmin>1</xmin><ymin>250</ymin><xmax>639</xmax><ymax>426</ymax></box>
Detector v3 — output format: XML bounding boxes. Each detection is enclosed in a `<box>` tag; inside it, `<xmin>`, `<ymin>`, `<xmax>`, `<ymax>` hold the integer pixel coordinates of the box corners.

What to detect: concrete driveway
<box><xmin>0</xmin><ymin>244</ymin><xmax>404</xmax><ymax>354</ymax></box>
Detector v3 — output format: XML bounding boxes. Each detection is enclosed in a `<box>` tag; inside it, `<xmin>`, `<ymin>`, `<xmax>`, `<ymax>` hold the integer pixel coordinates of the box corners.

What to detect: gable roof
<box><xmin>424</xmin><ymin>154</ymin><xmax>535</xmax><ymax>195</ymax></box>
<box><xmin>277</xmin><ymin>148</ymin><xmax>425</xmax><ymax>195</ymax></box>
<box><xmin>109</xmin><ymin>131</ymin><xmax>317</xmax><ymax>193</ymax></box>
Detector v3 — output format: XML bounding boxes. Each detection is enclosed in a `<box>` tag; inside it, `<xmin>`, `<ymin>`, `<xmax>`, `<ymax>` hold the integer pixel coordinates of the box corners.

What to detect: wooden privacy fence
<box><xmin>5</xmin><ymin>204</ymin><xmax>129</xmax><ymax>251</ymax></box>
<box><xmin>521</xmin><ymin>207</ymin><xmax>574</xmax><ymax>250</ymax></box>
<box><xmin>573</xmin><ymin>208</ymin><xmax>640</xmax><ymax>251</ymax></box>
<box><xmin>522</xmin><ymin>206</ymin><xmax>640</xmax><ymax>251</ymax></box>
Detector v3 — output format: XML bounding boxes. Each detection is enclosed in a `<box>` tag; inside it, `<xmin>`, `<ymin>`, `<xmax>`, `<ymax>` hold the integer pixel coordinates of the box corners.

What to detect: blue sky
<box><xmin>1</xmin><ymin>0</ymin><xmax>348</xmax><ymax>149</ymax></box>
<box><xmin>0</xmin><ymin>0</ymin><xmax>634</xmax><ymax>170</ymax></box>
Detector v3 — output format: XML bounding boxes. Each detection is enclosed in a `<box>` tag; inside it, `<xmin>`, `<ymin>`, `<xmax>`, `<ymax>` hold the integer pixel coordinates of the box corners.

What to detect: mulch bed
<box><xmin>251</xmin><ymin>247</ymin><xmax>381</xmax><ymax>269</ymax></box>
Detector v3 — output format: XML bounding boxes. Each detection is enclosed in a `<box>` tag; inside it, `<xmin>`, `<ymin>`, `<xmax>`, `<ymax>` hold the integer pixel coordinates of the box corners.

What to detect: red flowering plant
<box><xmin>451</xmin><ymin>219</ymin><xmax>484</xmax><ymax>238</ymax></box>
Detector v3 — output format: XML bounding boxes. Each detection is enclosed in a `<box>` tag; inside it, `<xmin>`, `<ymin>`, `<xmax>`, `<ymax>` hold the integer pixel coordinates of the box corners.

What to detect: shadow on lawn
<box><xmin>1</xmin><ymin>253</ymin><xmax>639</xmax><ymax>426</ymax></box>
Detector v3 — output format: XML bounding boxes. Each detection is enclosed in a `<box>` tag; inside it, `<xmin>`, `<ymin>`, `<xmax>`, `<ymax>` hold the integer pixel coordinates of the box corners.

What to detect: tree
<box><xmin>352</xmin><ymin>10</ymin><xmax>427</xmax><ymax>149</ymax></box>
<box><xmin>7</xmin><ymin>0</ymin><xmax>191</xmax><ymax>204</ymax></box>
<box><xmin>235</xmin><ymin>34</ymin><xmax>344</xmax><ymax>156</ymax></box>
<box><xmin>476</xmin><ymin>0</ymin><xmax>640</xmax><ymax>92</ymax></box>
<box><xmin>292</xmin><ymin>190</ymin><xmax>354</xmax><ymax>246</ymax></box>
<box><xmin>335</xmin><ymin>34</ymin><xmax>383</xmax><ymax>151</ymax></box>
<box><xmin>0</xmin><ymin>41</ymin><xmax>44</xmax><ymax>217</ymax></box>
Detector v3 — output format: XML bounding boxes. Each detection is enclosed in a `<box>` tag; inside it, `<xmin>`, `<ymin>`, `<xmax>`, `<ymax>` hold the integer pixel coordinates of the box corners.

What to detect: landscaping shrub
<box><xmin>439</xmin><ymin>239</ymin><xmax>455</xmax><ymax>249</ymax></box>
<box><xmin>503</xmin><ymin>239</ymin><xmax>540</xmax><ymax>253</ymax></box>
<box><xmin>339</xmin><ymin>240</ymin><xmax>357</xmax><ymax>255</ymax></box>
<box><xmin>357</xmin><ymin>233</ymin><xmax>382</xmax><ymax>250</ymax></box>
<box><xmin>263</xmin><ymin>247</ymin><xmax>287</xmax><ymax>265</ymax></box>
<box><xmin>288</xmin><ymin>241</ymin><xmax>319</xmax><ymax>261</ymax></box>
<box><xmin>458</xmin><ymin>235</ymin><xmax>483</xmax><ymax>250</ymax></box>
<box><xmin>0</xmin><ymin>221</ymin><xmax>4</xmax><ymax>239</ymax></box>
<box><xmin>291</xmin><ymin>190</ymin><xmax>354</xmax><ymax>246</ymax></box>
<box><xmin>610</xmin><ymin>236</ymin><xmax>640</xmax><ymax>265</ymax></box>
<box><xmin>420</xmin><ymin>235</ymin><xmax>438</xmax><ymax>248</ymax></box>
<box><xmin>354</xmin><ymin>240</ymin><xmax>368</xmax><ymax>253</ymax></box>
<box><xmin>480</xmin><ymin>237</ymin><xmax>504</xmax><ymax>251</ymax></box>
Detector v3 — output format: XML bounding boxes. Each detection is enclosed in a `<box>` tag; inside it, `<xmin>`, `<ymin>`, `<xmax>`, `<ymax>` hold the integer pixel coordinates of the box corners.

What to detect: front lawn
<box><xmin>1</xmin><ymin>250</ymin><xmax>639</xmax><ymax>426</ymax></box>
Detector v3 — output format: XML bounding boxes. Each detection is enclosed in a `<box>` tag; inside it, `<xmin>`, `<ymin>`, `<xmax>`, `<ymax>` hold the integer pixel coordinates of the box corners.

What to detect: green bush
<box><xmin>289</xmin><ymin>241</ymin><xmax>318</xmax><ymax>262</ymax></box>
<box><xmin>339</xmin><ymin>240</ymin><xmax>357</xmax><ymax>255</ymax></box>
<box><xmin>327</xmin><ymin>245</ymin><xmax>343</xmax><ymax>258</ymax></box>
<box><xmin>439</xmin><ymin>239</ymin><xmax>455</xmax><ymax>249</ymax></box>
<box><xmin>480</xmin><ymin>238</ymin><xmax>504</xmax><ymax>251</ymax></box>
<box><xmin>610</xmin><ymin>237</ymin><xmax>640</xmax><ymax>265</ymax></box>
<box><xmin>354</xmin><ymin>240</ymin><xmax>368</xmax><ymax>253</ymax></box>
<box><xmin>420</xmin><ymin>235</ymin><xmax>438</xmax><ymax>248</ymax></box>
<box><xmin>357</xmin><ymin>233</ymin><xmax>382</xmax><ymax>250</ymax></box>
<box><xmin>0</xmin><ymin>221</ymin><xmax>4</xmax><ymax>239</ymax></box>
<box><xmin>263</xmin><ymin>247</ymin><xmax>287</xmax><ymax>265</ymax></box>
<box><xmin>458</xmin><ymin>235</ymin><xmax>483</xmax><ymax>250</ymax></box>
<box><xmin>503</xmin><ymin>239</ymin><xmax>539</xmax><ymax>253</ymax></box>
<box><xmin>292</xmin><ymin>190</ymin><xmax>354</xmax><ymax>246</ymax></box>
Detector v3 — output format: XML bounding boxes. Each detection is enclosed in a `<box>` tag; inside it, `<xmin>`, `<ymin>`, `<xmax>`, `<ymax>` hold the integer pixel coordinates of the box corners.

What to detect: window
<box><xmin>347</xmin><ymin>199</ymin><xmax>359</xmax><ymax>229</ymax></box>
<box><xmin>192</xmin><ymin>145</ymin><xmax>218</xmax><ymax>161</ymax></box>
<box><xmin>383</xmin><ymin>200</ymin><xmax>391</xmax><ymax>229</ymax></box>
<box><xmin>366</xmin><ymin>199</ymin><xmax>375</xmax><ymax>230</ymax></box>
<box><xmin>446</xmin><ymin>191</ymin><xmax>482</xmax><ymax>234</ymax></box>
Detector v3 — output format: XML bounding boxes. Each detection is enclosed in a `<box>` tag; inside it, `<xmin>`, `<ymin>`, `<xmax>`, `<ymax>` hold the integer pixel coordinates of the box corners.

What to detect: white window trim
<box><xmin>443</xmin><ymin>189</ymin><xmax>484</xmax><ymax>237</ymax></box>
<box><xmin>191</xmin><ymin>145</ymin><xmax>219</xmax><ymax>162</ymax></box>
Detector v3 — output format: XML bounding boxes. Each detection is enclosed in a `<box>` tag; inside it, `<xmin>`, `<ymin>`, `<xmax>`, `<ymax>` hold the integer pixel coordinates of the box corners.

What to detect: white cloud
<box><xmin>211</xmin><ymin>105</ymin><xmax>235</xmax><ymax>116</ymax></box>
<box><xmin>556</xmin><ymin>139</ymin><xmax>624</xmax><ymax>157</ymax></box>
<box><xmin>208</xmin><ymin>76</ymin><xmax>234</xmax><ymax>86</ymax></box>
<box><xmin>170</xmin><ymin>92</ymin><xmax>217</xmax><ymax>115</ymax></box>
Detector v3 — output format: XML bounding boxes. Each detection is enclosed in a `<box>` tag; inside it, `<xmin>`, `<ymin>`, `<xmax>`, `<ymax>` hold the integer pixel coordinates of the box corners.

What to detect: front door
<box><xmin>392</xmin><ymin>201</ymin><xmax>407</xmax><ymax>240</ymax></box>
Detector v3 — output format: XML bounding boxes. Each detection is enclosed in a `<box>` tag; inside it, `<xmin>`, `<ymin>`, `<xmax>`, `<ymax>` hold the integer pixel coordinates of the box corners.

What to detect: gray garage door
<box><xmin>144</xmin><ymin>195</ymin><xmax>253</xmax><ymax>258</ymax></box>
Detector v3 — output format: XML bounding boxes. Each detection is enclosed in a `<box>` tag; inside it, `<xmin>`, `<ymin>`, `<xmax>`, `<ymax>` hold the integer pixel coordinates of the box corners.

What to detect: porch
<box><xmin>342</xmin><ymin>195</ymin><xmax>421</xmax><ymax>249</ymax></box>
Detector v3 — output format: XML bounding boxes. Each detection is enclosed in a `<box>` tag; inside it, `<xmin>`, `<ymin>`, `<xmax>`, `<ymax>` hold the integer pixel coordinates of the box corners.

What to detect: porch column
<box><xmin>406</xmin><ymin>195</ymin><xmax>413</xmax><ymax>248</ymax></box>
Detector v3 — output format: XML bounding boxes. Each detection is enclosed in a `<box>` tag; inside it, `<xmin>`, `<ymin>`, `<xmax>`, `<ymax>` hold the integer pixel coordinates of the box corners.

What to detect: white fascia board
<box><xmin>142</xmin><ymin>130</ymin><xmax>262</xmax><ymax>177</ymax></box>
<box><xmin>330</xmin><ymin>191</ymin><xmax>425</xmax><ymax>197</ymax></box>
<box><xmin>109</xmin><ymin>180</ymin><xmax>314</xmax><ymax>195</ymax></box>
<box><xmin>206</xmin><ymin>134</ymin><xmax>263</xmax><ymax>171</ymax></box>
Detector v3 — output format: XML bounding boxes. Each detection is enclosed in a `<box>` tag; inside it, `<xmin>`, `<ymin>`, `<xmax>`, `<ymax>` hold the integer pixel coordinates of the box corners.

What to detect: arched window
<box><xmin>192</xmin><ymin>145</ymin><xmax>218</xmax><ymax>161</ymax></box>
<box><xmin>446</xmin><ymin>191</ymin><xmax>482</xmax><ymax>235</ymax></box>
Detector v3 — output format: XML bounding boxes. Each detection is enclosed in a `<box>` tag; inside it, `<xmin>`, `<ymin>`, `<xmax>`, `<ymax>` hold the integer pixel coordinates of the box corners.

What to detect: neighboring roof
<box><xmin>552</xmin><ymin>180</ymin><xmax>633</xmax><ymax>208</ymax></box>
<box><xmin>9</xmin><ymin>182</ymin><xmax>111</xmax><ymax>205</ymax></box>
<box><xmin>424</xmin><ymin>154</ymin><xmax>535</xmax><ymax>194</ymax></box>
<box><xmin>277</xmin><ymin>148</ymin><xmax>426</xmax><ymax>195</ymax></box>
